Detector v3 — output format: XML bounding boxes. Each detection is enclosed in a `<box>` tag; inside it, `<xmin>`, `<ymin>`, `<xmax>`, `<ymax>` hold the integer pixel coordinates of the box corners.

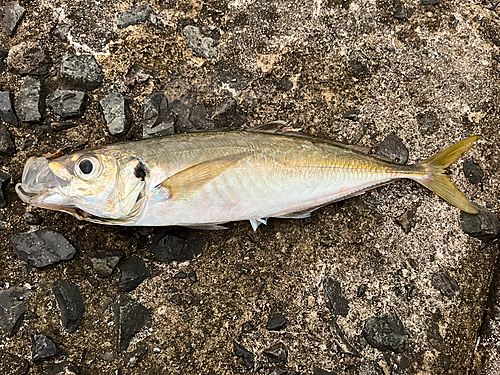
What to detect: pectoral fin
<box><xmin>160</xmin><ymin>153</ymin><xmax>251</xmax><ymax>200</ymax></box>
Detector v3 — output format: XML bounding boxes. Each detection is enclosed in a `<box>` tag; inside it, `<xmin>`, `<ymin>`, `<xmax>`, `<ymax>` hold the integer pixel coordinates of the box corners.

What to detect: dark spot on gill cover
<box><xmin>134</xmin><ymin>162</ymin><xmax>147</xmax><ymax>181</ymax></box>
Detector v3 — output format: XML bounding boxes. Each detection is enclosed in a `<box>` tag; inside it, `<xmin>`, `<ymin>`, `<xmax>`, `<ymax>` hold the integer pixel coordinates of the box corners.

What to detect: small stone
<box><xmin>2</xmin><ymin>2</ymin><xmax>26</xmax><ymax>36</ymax></box>
<box><xmin>211</xmin><ymin>97</ymin><xmax>245</xmax><ymax>129</ymax></box>
<box><xmin>10</xmin><ymin>230</ymin><xmax>77</xmax><ymax>268</ymax></box>
<box><xmin>46</xmin><ymin>361</ymin><xmax>79</xmax><ymax>375</ymax></box>
<box><xmin>395</xmin><ymin>208</ymin><xmax>415</xmax><ymax>234</ymax></box>
<box><xmin>52</xmin><ymin>24</ymin><xmax>71</xmax><ymax>42</ymax></box>
<box><xmin>173</xmin><ymin>271</ymin><xmax>187</xmax><ymax>279</ymax></box>
<box><xmin>119</xmin><ymin>256</ymin><xmax>151</xmax><ymax>292</ymax></box>
<box><xmin>233</xmin><ymin>340</ymin><xmax>254</xmax><ymax>370</ymax></box>
<box><xmin>431</xmin><ymin>271</ymin><xmax>459</xmax><ymax>298</ymax></box>
<box><xmin>88</xmin><ymin>250</ymin><xmax>124</xmax><ymax>278</ymax></box>
<box><xmin>241</xmin><ymin>321</ymin><xmax>254</xmax><ymax>333</ymax></box>
<box><xmin>421</xmin><ymin>0</ymin><xmax>440</xmax><ymax>4</ymax></box>
<box><xmin>0</xmin><ymin>350</ymin><xmax>29</xmax><ymax>375</ymax></box>
<box><xmin>32</xmin><ymin>334</ymin><xmax>60</xmax><ymax>361</ymax></box>
<box><xmin>114</xmin><ymin>294</ymin><xmax>152</xmax><ymax>352</ymax></box>
<box><xmin>463</xmin><ymin>158</ymin><xmax>483</xmax><ymax>185</ymax></box>
<box><xmin>102</xmin><ymin>352</ymin><xmax>114</xmax><ymax>362</ymax></box>
<box><xmin>342</xmin><ymin>108</ymin><xmax>360</xmax><ymax>121</ymax></box>
<box><xmin>323</xmin><ymin>278</ymin><xmax>349</xmax><ymax>317</ymax></box>
<box><xmin>0</xmin><ymin>92</ymin><xmax>18</xmax><ymax>126</ymax></box>
<box><xmin>266</xmin><ymin>314</ymin><xmax>287</xmax><ymax>331</ymax></box>
<box><xmin>15</xmin><ymin>77</ymin><xmax>43</xmax><ymax>122</ymax></box>
<box><xmin>125</xmin><ymin>64</ymin><xmax>154</xmax><ymax>86</ymax></box>
<box><xmin>169</xmin><ymin>294</ymin><xmax>182</xmax><ymax>306</ymax></box>
<box><xmin>53</xmin><ymin>280</ymin><xmax>85</xmax><ymax>333</ymax></box>
<box><xmin>0</xmin><ymin>170</ymin><xmax>11</xmax><ymax>208</ymax></box>
<box><xmin>47</xmin><ymin>90</ymin><xmax>88</xmax><ymax>118</ymax></box>
<box><xmin>263</xmin><ymin>342</ymin><xmax>288</xmax><ymax>363</ymax></box>
<box><xmin>393</xmin><ymin>3</ymin><xmax>405</xmax><ymax>20</ymax></box>
<box><xmin>58</xmin><ymin>52</ymin><xmax>104</xmax><ymax>91</ymax></box>
<box><xmin>188</xmin><ymin>272</ymin><xmax>198</xmax><ymax>282</ymax></box>
<box><xmin>183</xmin><ymin>25</ymin><xmax>218</xmax><ymax>59</ymax></box>
<box><xmin>313</xmin><ymin>368</ymin><xmax>336</xmax><ymax>375</ymax></box>
<box><xmin>276</xmin><ymin>77</ymin><xmax>293</xmax><ymax>92</ymax></box>
<box><xmin>7</xmin><ymin>41</ymin><xmax>50</xmax><ymax>76</ymax></box>
<box><xmin>149</xmin><ymin>229</ymin><xmax>205</xmax><ymax>262</ymax></box>
<box><xmin>357</xmin><ymin>284</ymin><xmax>368</xmax><ymax>298</ymax></box>
<box><xmin>117</xmin><ymin>4</ymin><xmax>157</xmax><ymax>29</ymax></box>
<box><xmin>362</xmin><ymin>313</ymin><xmax>409</xmax><ymax>353</ymax></box>
<box><xmin>142</xmin><ymin>92</ymin><xmax>175</xmax><ymax>138</ymax></box>
<box><xmin>376</xmin><ymin>132</ymin><xmax>409</xmax><ymax>165</ymax></box>
<box><xmin>24</xmin><ymin>211</ymin><xmax>42</xmax><ymax>225</ymax></box>
<box><xmin>460</xmin><ymin>209</ymin><xmax>500</xmax><ymax>242</ymax></box>
<box><xmin>416</xmin><ymin>111</ymin><xmax>438</xmax><ymax>133</ymax></box>
<box><xmin>0</xmin><ymin>124</ymin><xmax>15</xmax><ymax>156</ymax></box>
<box><xmin>0</xmin><ymin>287</ymin><xmax>30</xmax><ymax>335</ymax></box>
<box><xmin>124</xmin><ymin>344</ymin><xmax>147</xmax><ymax>368</ymax></box>
<box><xmin>100</xmin><ymin>92</ymin><xmax>132</xmax><ymax>136</ymax></box>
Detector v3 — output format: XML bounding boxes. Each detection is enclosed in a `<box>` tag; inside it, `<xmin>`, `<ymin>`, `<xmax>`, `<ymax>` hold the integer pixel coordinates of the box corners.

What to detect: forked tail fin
<box><xmin>413</xmin><ymin>136</ymin><xmax>480</xmax><ymax>214</ymax></box>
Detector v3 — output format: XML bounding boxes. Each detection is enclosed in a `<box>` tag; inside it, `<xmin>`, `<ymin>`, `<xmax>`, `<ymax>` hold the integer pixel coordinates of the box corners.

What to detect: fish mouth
<box><xmin>15</xmin><ymin>157</ymin><xmax>73</xmax><ymax>210</ymax></box>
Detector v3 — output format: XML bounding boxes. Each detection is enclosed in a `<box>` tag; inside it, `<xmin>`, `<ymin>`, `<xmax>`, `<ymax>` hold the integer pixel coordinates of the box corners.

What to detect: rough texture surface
<box><xmin>0</xmin><ymin>1</ymin><xmax>499</xmax><ymax>374</ymax></box>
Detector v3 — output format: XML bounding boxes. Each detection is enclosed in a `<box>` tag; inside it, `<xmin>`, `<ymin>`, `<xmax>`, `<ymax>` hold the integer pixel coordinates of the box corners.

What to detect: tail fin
<box><xmin>413</xmin><ymin>136</ymin><xmax>480</xmax><ymax>214</ymax></box>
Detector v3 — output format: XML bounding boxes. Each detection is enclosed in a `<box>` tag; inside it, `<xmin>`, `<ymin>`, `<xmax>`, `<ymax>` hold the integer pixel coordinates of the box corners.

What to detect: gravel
<box><xmin>118</xmin><ymin>256</ymin><xmax>151</xmax><ymax>292</ymax></box>
<box><xmin>323</xmin><ymin>278</ymin><xmax>350</xmax><ymax>317</ymax></box>
<box><xmin>266</xmin><ymin>313</ymin><xmax>287</xmax><ymax>331</ymax></box>
<box><xmin>6</xmin><ymin>41</ymin><xmax>51</xmax><ymax>76</ymax></box>
<box><xmin>88</xmin><ymin>250</ymin><xmax>123</xmax><ymax>278</ymax></box>
<box><xmin>117</xmin><ymin>4</ymin><xmax>157</xmax><ymax>29</ymax></box>
<box><xmin>362</xmin><ymin>313</ymin><xmax>409</xmax><ymax>353</ymax></box>
<box><xmin>233</xmin><ymin>340</ymin><xmax>254</xmax><ymax>370</ymax></box>
<box><xmin>0</xmin><ymin>124</ymin><xmax>15</xmax><ymax>156</ymax></box>
<box><xmin>0</xmin><ymin>91</ymin><xmax>19</xmax><ymax>126</ymax></box>
<box><xmin>142</xmin><ymin>92</ymin><xmax>175</xmax><ymax>138</ymax></box>
<box><xmin>183</xmin><ymin>25</ymin><xmax>218</xmax><ymax>59</ymax></box>
<box><xmin>58</xmin><ymin>52</ymin><xmax>104</xmax><ymax>91</ymax></box>
<box><xmin>52</xmin><ymin>280</ymin><xmax>85</xmax><ymax>333</ymax></box>
<box><xmin>31</xmin><ymin>334</ymin><xmax>60</xmax><ymax>361</ymax></box>
<box><xmin>114</xmin><ymin>294</ymin><xmax>152</xmax><ymax>352</ymax></box>
<box><xmin>0</xmin><ymin>287</ymin><xmax>30</xmax><ymax>335</ymax></box>
<box><xmin>2</xmin><ymin>2</ymin><xmax>26</xmax><ymax>37</ymax></box>
<box><xmin>46</xmin><ymin>90</ymin><xmax>88</xmax><ymax>118</ymax></box>
<box><xmin>15</xmin><ymin>77</ymin><xmax>43</xmax><ymax>122</ymax></box>
<box><xmin>100</xmin><ymin>92</ymin><xmax>132</xmax><ymax>136</ymax></box>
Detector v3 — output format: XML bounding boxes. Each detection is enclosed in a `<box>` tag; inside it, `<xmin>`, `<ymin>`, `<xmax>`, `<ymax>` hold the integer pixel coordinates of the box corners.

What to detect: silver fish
<box><xmin>16</xmin><ymin>131</ymin><xmax>480</xmax><ymax>230</ymax></box>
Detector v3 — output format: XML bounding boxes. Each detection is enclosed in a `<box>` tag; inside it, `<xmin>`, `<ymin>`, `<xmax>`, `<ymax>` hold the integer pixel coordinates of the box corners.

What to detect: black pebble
<box><xmin>0</xmin><ymin>170</ymin><xmax>11</xmax><ymax>208</ymax></box>
<box><xmin>263</xmin><ymin>342</ymin><xmax>288</xmax><ymax>363</ymax></box>
<box><xmin>173</xmin><ymin>271</ymin><xmax>187</xmax><ymax>279</ymax></box>
<box><xmin>142</xmin><ymin>92</ymin><xmax>175</xmax><ymax>139</ymax></box>
<box><xmin>0</xmin><ymin>287</ymin><xmax>30</xmax><ymax>335</ymax></box>
<box><xmin>241</xmin><ymin>321</ymin><xmax>254</xmax><ymax>334</ymax></box>
<box><xmin>266</xmin><ymin>314</ymin><xmax>287</xmax><ymax>331</ymax></box>
<box><xmin>150</xmin><ymin>229</ymin><xmax>205</xmax><ymax>262</ymax></box>
<box><xmin>183</xmin><ymin>25</ymin><xmax>218</xmax><ymax>59</ymax></box>
<box><xmin>46</xmin><ymin>361</ymin><xmax>79</xmax><ymax>375</ymax></box>
<box><xmin>393</xmin><ymin>3</ymin><xmax>405</xmax><ymax>20</ymax></box>
<box><xmin>47</xmin><ymin>90</ymin><xmax>88</xmax><ymax>118</ymax></box>
<box><xmin>276</xmin><ymin>77</ymin><xmax>293</xmax><ymax>92</ymax></box>
<box><xmin>323</xmin><ymin>278</ymin><xmax>349</xmax><ymax>317</ymax></box>
<box><xmin>313</xmin><ymin>368</ymin><xmax>336</xmax><ymax>375</ymax></box>
<box><xmin>376</xmin><ymin>132</ymin><xmax>409</xmax><ymax>165</ymax></box>
<box><xmin>119</xmin><ymin>256</ymin><xmax>151</xmax><ymax>292</ymax></box>
<box><xmin>0</xmin><ymin>123</ymin><xmax>15</xmax><ymax>157</ymax></box>
<box><xmin>169</xmin><ymin>294</ymin><xmax>182</xmax><ymax>306</ymax></box>
<box><xmin>114</xmin><ymin>294</ymin><xmax>152</xmax><ymax>352</ymax></box>
<box><xmin>2</xmin><ymin>2</ymin><xmax>26</xmax><ymax>36</ymax></box>
<box><xmin>32</xmin><ymin>334</ymin><xmax>60</xmax><ymax>361</ymax></box>
<box><xmin>58</xmin><ymin>52</ymin><xmax>104</xmax><ymax>91</ymax></box>
<box><xmin>124</xmin><ymin>343</ymin><xmax>148</xmax><ymax>368</ymax></box>
<box><xmin>431</xmin><ymin>271</ymin><xmax>459</xmax><ymax>298</ymax></box>
<box><xmin>211</xmin><ymin>97</ymin><xmax>246</xmax><ymax>129</ymax></box>
<box><xmin>10</xmin><ymin>230</ymin><xmax>76</xmax><ymax>268</ymax></box>
<box><xmin>357</xmin><ymin>284</ymin><xmax>368</xmax><ymax>298</ymax></box>
<box><xmin>188</xmin><ymin>272</ymin><xmax>198</xmax><ymax>282</ymax></box>
<box><xmin>53</xmin><ymin>280</ymin><xmax>85</xmax><ymax>333</ymax></box>
<box><xmin>233</xmin><ymin>340</ymin><xmax>254</xmax><ymax>370</ymax></box>
<box><xmin>362</xmin><ymin>313</ymin><xmax>409</xmax><ymax>353</ymax></box>
<box><xmin>117</xmin><ymin>4</ymin><xmax>157</xmax><ymax>29</ymax></box>
<box><xmin>0</xmin><ymin>350</ymin><xmax>29</xmax><ymax>375</ymax></box>
<box><xmin>15</xmin><ymin>77</ymin><xmax>44</xmax><ymax>123</ymax></box>
<box><xmin>88</xmin><ymin>250</ymin><xmax>124</xmax><ymax>278</ymax></box>
<box><xmin>463</xmin><ymin>158</ymin><xmax>483</xmax><ymax>185</ymax></box>
<box><xmin>0</xmin><ymin>91</ymin><xmax>19</xmax><ymax>126</ymax></box>
<box><xmin>460</xmin><ymin>210</ymin><xmax>500</xmax><ymax>242</ymax></box>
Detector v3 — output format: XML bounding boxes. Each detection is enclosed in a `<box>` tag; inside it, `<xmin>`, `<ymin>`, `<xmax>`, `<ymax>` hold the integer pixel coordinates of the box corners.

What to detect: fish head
<box><xmin>16</xmin><ymin>150</ymin><xmax>147</xmax><ymax>223</ymax></box>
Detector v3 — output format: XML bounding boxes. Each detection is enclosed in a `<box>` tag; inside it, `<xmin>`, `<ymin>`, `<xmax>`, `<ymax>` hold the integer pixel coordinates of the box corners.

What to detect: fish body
<box><xmin>16</xmin><ymin>131</ymin><xmax>479</xmax><ymax>229</ymax></box>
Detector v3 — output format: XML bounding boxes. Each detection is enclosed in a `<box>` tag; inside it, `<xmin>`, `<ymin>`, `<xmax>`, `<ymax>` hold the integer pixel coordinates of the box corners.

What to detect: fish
<box><xmin>15</xmin><ymin>131</ymin><xmax>480</xmax><ymax>230</ymax></box>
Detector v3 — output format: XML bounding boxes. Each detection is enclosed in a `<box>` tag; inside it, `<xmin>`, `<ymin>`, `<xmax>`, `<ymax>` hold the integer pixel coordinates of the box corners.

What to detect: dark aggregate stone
<box><xmin>441</xmin><ymin>353</ymin><xmax>451</xmax><ymax>371</ymax></box>
<box><xmin>0</xmin><ymin>123</ymin><xmax>15</xmax><ymax>156</ymax></box>
<box><xmin>117</xmin><ymin>4</ymin><xmax>157</xmax><ymax>29</ymax></box>
<box><xmin>114</xmin><ymin>294</ymin><xmax>152</xmax><ymax>352</ymax></box>
<box><xmin>0</xmin><ymin>287</ymin><xmax>30</xmax><ymax>335</ymax></box>
<box><xmin>100</xmin><ymin>92</ymin><xmax>132</xmax><ymax>136</ymax></box>
<box><xmin>10</xmin><ymin>229</ymin><xmax>77</xmax><ymax>268</ymax></box>
<box><xmin>357</xmin><ymin>284</ymin><xmax>367</xmax><ymax>298</ymax></box>
<box><xmin>0</xmin><ymin>350</ymin><xmax>29</xmax><ymax>375</ymax></box>
<box><xmin>52</xmin><ymin>24</ymin><xmax>71</xmax><ymax>42</ymax></box>
<box><xmin>46</xmin><ymin>361</ymin><xmax>79</xmax><ymax>375</ymax></box>
<box><xmin>15</xmin><ymin>77</ymin><xmax>43</xmax><ymax>122</ymax></box>
<box><xmin>376</xmin><ymin>132</ymin><xmax>409</xmax><ymax>165</ymax></box>
<box><xmin>150</xmin><ymin>229</ymin><xmax>205</xmax><ymax>262</ymax></box>
<box><xmin>124</xmin><ymin>343</ymin><xmax>148</xmax><ymax>368</ymax></box>
<box><xmin>266</xmin><ymin>313</ymin><xmax>287</xmax><ymax>331</ymax></box>
<box><xmin>416</xmin><ymin>111</ymin><xmax>438</xmax><ymax>133</ymax></box>
<box><xmin>393</xmin><ymin>3</ymin><xmax>405</xmax><ymax>20</ymax></box>
<box><xmin>233</xmin><ymin>340</ymin><xmax>254</xmax><ymax>370</ymax></box>
<box><xmin>183</xmin><ymin>25</ymin><xmax>218</xmax><ymax>59</ymax></box>
<box><xmin>362</xmin><ymin>313</ymin><xmax>408</xmax><ymax>353</ymax></box>
<box><xmin>24</xmin><ymin>211</ymin><xmax>42</xmax><ymax>225</ymax></box>
<box><xmin>142</xmin><ymin>92</ymin><xmax>175</xmax><ymax>138</ymax></box>
<box><xmin>263</xmin><ymin>342</ymin><xmax>288</xmax><ymax>363</ymax></box>
<box><xmin>50</xmin><ymin>121</ymin><xmax>78</xmax><ymax>131</ymax></box>
<box><xmin>7</xmin><ymin>41</ymin><xmax>50</xmax><ymax>76</ymax></box>
<box><xmin>58</xmin><ymin>52</ymin><xmax>104</xmax><ymax>91</ymax></box>
<box><xmin>0</xmin><ymin>45</ymin><xmax>7</xmax><ymax>60</ymax></box>
<box><xmin>32</xmin><ymin>334</ymin><xmax>60</xmax><ymax>361</ymax></box>
<box><xmin>169</xmin><ymin>294</ymin><xmax>182</xmax><ymax>306</ymax></box>
<box><xmin>2</xmin><ymin>2</ymin><xmax>26</xmax><ymax>36</ymax></box>
<box><xmin>0</xmin><ymin>91</ymin><xmax>19</xmax><ymax>126</ymax></box>
<box><xmin>211</xmin><ymin>97</ymin><xmax>246</xmax><ymax>129</ymax></box>
<box><xmin>188</xmin><ymin>272</ymin><xmax>197</xmax><ymax>282</ymax></box>
<box><xmin>0</xmin><ymin>170</ymin><xmax>11</xmax><ymax>207</ymax></box>
<box><xmin>323</xmin><ymin>278</ymin><xmax>349</xmax><ymax>317</ymax></box>
<box><xmin>88</xmin><ymin>250</ymin><xmax>124</xmax><ymax>278</ymax></box>
<box><xmin>241</xmin><ymin>321</ymin><xmax>254</xmax><ymax>333</ymax></box>
<box><xmin>47</xmin><ymin>90</ymin><xmax>87</xmax><ymax>118</ymax></box>
<box><xmin>173</xmin><ymin>271</ymin><xmax>187</xmax><ymax>279</ymax></box>
<box><xmin>313</xmin><ymin>368</ymin><xmax>336</xmax><ymax>375</ymax></box>
<box><xmin>421</xmin><ymin>0</ymin><xmax>440</xmax><ymax>4</ymax></box>
<box><xmin>125</xmin><ymin>64</ymin><xmax>154</xmax><ymax>86</ymax></box>
<box><xmin>53</xmin><ymin>280</ymin><xmax>85</xmax><ymax>333</ymax></box>
<box><xmin>431</xmin><ymin>271</ymin><xmax>459</xmax><ymax>298</ymax></box>
<box><xmin>395</xmin><ymin>208</ymin><xmax>416</xmax><ymax>234</ymax></box>
<box><xmin>119</xmin><ymin>256</ymin><xmax>151</xmax><ymax>292</ymax></box>
<box><xmin>276</xmin><ymin>77</ymin><xmax>293</xmax><ymax>92</ymax></box>
<box><xmin>463</xmin><ymin>158</ymin><xmax>483</xmax><ymax>185</ymax></box>
<box><xmin>342</xmin><ymin>108</ymin><xmax>360</xmax><ymax>121</ymax></box>
<box><xmin>328</xmin><ymin>319</ymin><xmax>360</xmax><ymax>357</ymax></box>
<box><xmin>460</xmin><ymin>209</ymin><xmax>500</xmax><ymax>241</ymax></box>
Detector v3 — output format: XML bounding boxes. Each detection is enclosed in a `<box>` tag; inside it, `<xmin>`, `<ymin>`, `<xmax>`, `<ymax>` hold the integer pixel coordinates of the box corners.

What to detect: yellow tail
<box><xmin>413</xmin><ymin>136</ymin><xmax>480</xmax><ymax>214</ymax></box>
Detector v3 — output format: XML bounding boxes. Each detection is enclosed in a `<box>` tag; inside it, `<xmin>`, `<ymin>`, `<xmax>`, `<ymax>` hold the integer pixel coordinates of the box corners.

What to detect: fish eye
<box><xmin>75</xmin><ymin>156</ymin><xmax>102</xmax><ymax>180</ymax></box>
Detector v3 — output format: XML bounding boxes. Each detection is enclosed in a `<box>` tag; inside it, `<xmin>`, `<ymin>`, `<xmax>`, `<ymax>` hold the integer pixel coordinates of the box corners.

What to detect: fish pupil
<box><xmin>79</xmin><ymin>159</ymin><xmax>93</xmax><ymax>174</ymax></box>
